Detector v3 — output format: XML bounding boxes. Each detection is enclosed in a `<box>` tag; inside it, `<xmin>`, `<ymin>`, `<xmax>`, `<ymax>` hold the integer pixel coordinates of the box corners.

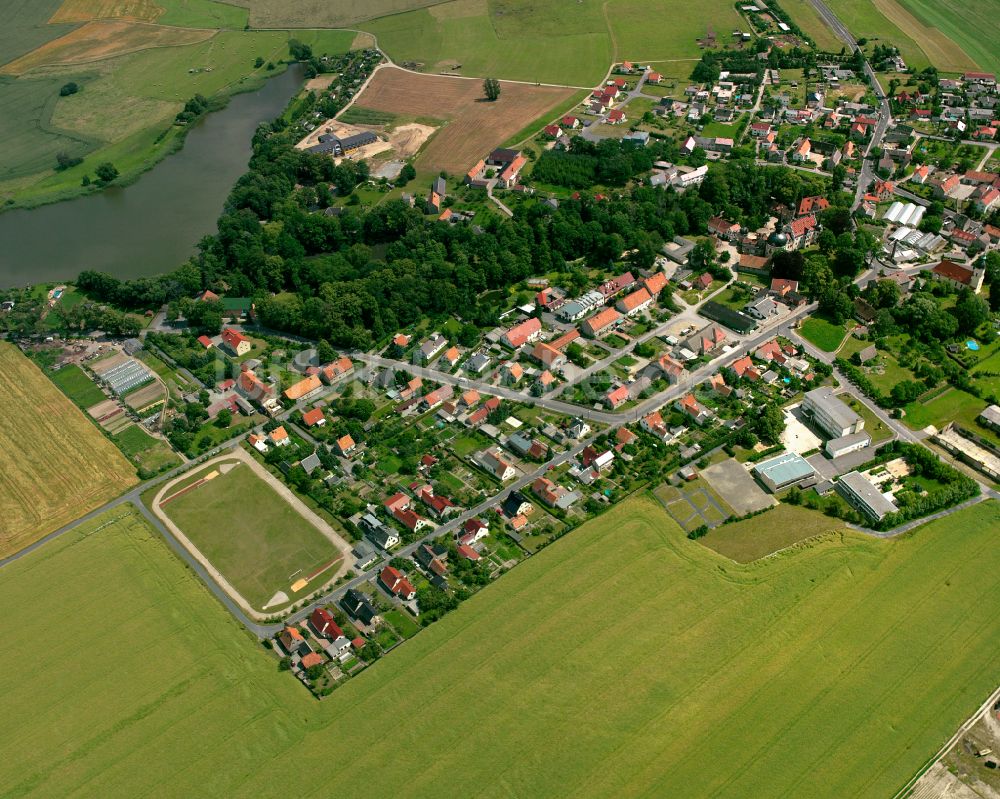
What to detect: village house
<box><xmin>301</xmin><ymin>407</ymin><xmax>326</xmax><ymax>427</ymax></box>
<box><xmin>502</xmin><ymin>317</ymin><xmax>542</xmax><ymax>349</ymax></box>
<box><xmin>335</xmin><ymin>434</ymin><xmax>356</xmax><ymax>456</ymax></box>
<box><xmin>269</xmin><ymin>426</ymin><xmax>291</xmax><ymax>447</ymax></box>
<box><xmin>605</xmin><ymin>385</ymin><xmax>630</xmax><ymax>409</ymax></box>
<box><xmin>582</xmin><ymin>307</ymin><xmax>623</xmax><ymax>338</ymax></box>
<box><xmin>284</xmin><ymin>374</ymin><xmax>323</xmax><ymax>402</ymax></box>
<box><xmin>616</xmin><ymin>287</ymin><xmax>653</xmax><ymax>316</ymax></box>
<box><xmin>675</xmin><ymin>393</ymin><xmax>711</xmax><ymax>425</ymax></box>
<box><xmin>380</xmin><ymin>566</ymin><xmax>416</xmax><ymax>601</ymax></box>
<box><xmin>221</xmin><ymin>328</ymin><xmax>251</xmax><ymax>357</ymax></box>
<box><xmin>319</xmin><ymin>356</ymin><xmax>354</xmax><ymax>384</ymax></box>
<box><xmin>482</xmin><ymin>448</ymin><xmax>517</xmax><ymax>481</ymax></box>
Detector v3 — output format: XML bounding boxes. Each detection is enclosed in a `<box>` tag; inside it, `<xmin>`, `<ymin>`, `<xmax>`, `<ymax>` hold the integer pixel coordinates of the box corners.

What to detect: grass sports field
<box><xmin>4</xmin><ymin>494</ymin><xmax>1000</xmax><ymax>795</ymax></box>
<box><xmin>0</xmin><ymin>342</ymin><xmax>136</xmax><ymax>558</ymax></box>
<box><xmin>699</xmin><ymin>502</ymin><xmax>846</xmax><ymax>562</ymax></box>
<box><xmin>157</xmin><ymin>457</ymin><xmax>341</xmax><ymax>609</ymax></box>
<box><xmin>351</xmin><ymin>66</ymin><xmax>576</xmax><ymax>173</ymax></box>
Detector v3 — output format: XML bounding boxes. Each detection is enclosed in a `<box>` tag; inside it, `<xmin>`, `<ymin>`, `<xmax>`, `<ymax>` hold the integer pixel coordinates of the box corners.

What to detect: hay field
<box><xmin>825</xmin><ymin>0</ymin><xmax>977</xmax><ymax>71</ymax></box>
<box><xmin>157</xmin><ymin>458</ymin><xmax>341</xmax><ymax>609</ymax></box>
<box><xmin>351</xmin><ymin>65</ymin><xmax>575</xmax><ymax>173</ymax></box>
<box><xmin>49</xmin><ymin>0</ymin><xmax>161</xmax><ymax>23</ymax></box>
<box><xmin>0</xmin><ymin>343</ymin><xmax>136</xmax><ymax>558</ymax></box>
<box><xmin>0</xmin><ymin>20</ymin><xmax>215</xmax><ymax>76</ymax></box>
<box><xmin>4</xmin><ymin>494</ymin><xmax>1000</xmax><ymax>796</ymax></box>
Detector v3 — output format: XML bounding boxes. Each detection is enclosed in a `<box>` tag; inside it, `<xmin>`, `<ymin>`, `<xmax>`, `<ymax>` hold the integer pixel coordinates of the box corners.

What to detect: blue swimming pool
<box><xmin>967</xmin><ymin>340</ymin><xmax>980</xmax><ymax>351</ymax></box>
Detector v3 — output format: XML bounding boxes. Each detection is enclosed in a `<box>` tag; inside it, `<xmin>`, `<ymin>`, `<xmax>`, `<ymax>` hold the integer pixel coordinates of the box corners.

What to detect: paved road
<box><xmin>808</xmin><ymin>0</ymin><xmax>891</xmax><ymax>210</ymax></box>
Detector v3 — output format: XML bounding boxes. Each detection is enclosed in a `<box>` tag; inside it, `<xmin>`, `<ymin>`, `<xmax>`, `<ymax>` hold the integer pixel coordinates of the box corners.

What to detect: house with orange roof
<box><xmin>582</xmin><ymin>307</ymin><xmax>622</xmax><ymax>338</ymax></box>
<box><xmin>422</xmin><ymin>385</ymin><xmax>453</xmax><ymax>410</ymax></box>
<box><xmin>392</xmin><ymin>333</ymin><xmax>411</xmax><ymax>349</ymax></box>
<box><xmin>442</xmin><ymin>346</ymin><xmax>461</xmax><ymax>368</ymax></box>
<box><xmin>640</xmin><ymin>410</ymin><xmax>667</xmax><ymax>438</ymax></box>
<box><xmin>605</xmin><ymin>385</ymin><xmax>630</xmax><ymax>409</ymax></box>
<box><xmin>380</xmin><ymin>566</ymin><xmax>416</xmax><ymax>601</ymax></box>
<box><xmin>278</xmin><ymin>626</ymin><xmax>304</xmax><ymax>653</ymax></box>
<box><xmin>221</xmin><ymin>328</ymin><xmax>250</xmax><ymax>357</ymax></box>
<box><xmin>657</xmin><ymin>354</ymin><xmax>685</xmax><ymax>384</ymax></box>
<box><xmin>319</xmin><ymin>356</ymin><xmax>354</xmax><ymax>384</ymax></box>
<box><xmin>502</xmin><ymin>362</ymin><xmax>524</xmax><ymax>384</ymax></box>
<box><xmin>616</xmin><ymin>287</ymin><xmax>653</xmax><ymax>316</ymax></box>
<box><xmin>616</xmin><ymin>427</ymin><xmax>637</xmax><ymax>447</ymax></box>
<box><xmin>269</xmin><ymin>426</ymin><xmax>291</xmax><ymax>446</ymax></box>
<box><xmin>237</xmin><ymin>368</ymin><xmax>273</xmax><ymax>403</ymax></box>
<box><xmin>783</xmin><ymin>214</ymin><xmax>819</xmax><ymax>249</ymax></box>
<box><xmin>284</xmin><ymin>374</ymin><xmax>323</xmax><ymax>402</ymax></box>
<box><xmin>642</xmin><ymin>272</ymin><xmax>668</xmax><ymax>296</ymax></box>
<box><xmin>797</xmin><ymin>196</ymin><xmax>829</xmax><ymax>217</ymax></box>
<box><xmin>791</xmin><ymin>138</ymin><xmax>812</xmax><ymax>162</ymax></box>
<box><xmin>536</xmin><ymin>370</ymin><xmax>556</xmax><ymax>391</ymax></box>
<box><xmin>302</xmin><ymin>407</ymin><xmax>326</xmax><ymax>427</ymax></box>
<box><xmin>196</xmin><ymin>289</ymin><xmax>220</xmax><ymax>303</ymax></box>
<box><xmin>248</xmin><ymin>433</ymin><xmax>269</xmax><ymax>453</ymax></box>
<box><xmin>197</xmin><ymin>335</ymin><xmax>213</xmax><ymax>349</ymax></box>
<box><xmin>335</xmin><ymin>434</ymin><xmax>357</xmax><ymax>456</ymax></box>
<box><xmin>482</xmin><ymin>448</ymin><xmax>516</xmax><ymax>481</ymax></box>
<box><xmin>502</xmin><ymin>317</ymin><xmax>542</xmax><ymax>349</ymax></box>
<box><xmin>675</xmin><ymin>393</ymin><xmax>710</xmax><ymax>424</ymax></box>
<box><xmin>532</xmin><ymin>342</ymin><xmax>566</xmax><ymax>370</ymax></box>
<box><xmin>460</xmin><ymin>389</ymin><xmax>481</xmax><ymax>408</ymax></box>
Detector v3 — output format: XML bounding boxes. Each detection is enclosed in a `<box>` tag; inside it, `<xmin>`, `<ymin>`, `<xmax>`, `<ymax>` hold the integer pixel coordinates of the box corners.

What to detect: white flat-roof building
<box><xmin>802</xmin><ymin>387</ymin><xmax>864</xmax><ymax>439</ymax></box>
<box><xmin>825</xmin><ymin>430</ymin><xmax>871</xmax><ymax>458</ymax></box>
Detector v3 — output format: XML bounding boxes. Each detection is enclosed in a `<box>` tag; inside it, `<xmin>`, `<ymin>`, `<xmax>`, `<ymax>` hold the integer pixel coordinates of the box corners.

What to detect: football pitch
<box><xmin>155</xmin><ymin>455</ymin><xmax>342</xmax><ymax>610</ymax></box>
<box><xmin>2</xmin><ymin>496</ymin><xmax>999</xmax><ymax>796</ymax></box>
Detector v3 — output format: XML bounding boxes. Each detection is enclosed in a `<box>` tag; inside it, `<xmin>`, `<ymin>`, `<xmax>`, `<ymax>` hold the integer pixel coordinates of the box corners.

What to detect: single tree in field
<box><xmin>483</xmin><ymin>77</ymin><xmax>501</xmax><ymax>101</ymax></box>
<box><xmin>94</xmin><ymin>162</ymin><xmax>119</xmax><ymax>184</ymax></box>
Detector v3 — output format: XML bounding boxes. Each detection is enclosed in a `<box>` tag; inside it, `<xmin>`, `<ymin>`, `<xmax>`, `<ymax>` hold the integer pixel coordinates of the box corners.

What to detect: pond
<box><xmin>0</xmin><ymin>66</ymin><xmax>303</xmax><ymax>290</ymax></box>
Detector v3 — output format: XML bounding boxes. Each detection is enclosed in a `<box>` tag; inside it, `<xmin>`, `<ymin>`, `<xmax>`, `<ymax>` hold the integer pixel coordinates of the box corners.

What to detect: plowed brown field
<box><xmin>350</xmin><ymin>65</ymin><xmax>575</xmax><ymax>174</ymax></box>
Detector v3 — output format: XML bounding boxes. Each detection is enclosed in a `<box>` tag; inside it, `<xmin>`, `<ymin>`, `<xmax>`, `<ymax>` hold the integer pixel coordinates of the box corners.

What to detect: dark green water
<box><xmin>0</xmin><ymin>67</ymin><xmax>303</xmax><ymax>289</ymax></box>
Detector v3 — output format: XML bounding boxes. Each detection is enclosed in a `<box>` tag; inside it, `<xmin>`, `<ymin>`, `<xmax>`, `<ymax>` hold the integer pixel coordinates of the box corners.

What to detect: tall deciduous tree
<box><xmin>483</xmin><ymin>77</ymin><xmax>501</xmax><ymax>101</ymax></box>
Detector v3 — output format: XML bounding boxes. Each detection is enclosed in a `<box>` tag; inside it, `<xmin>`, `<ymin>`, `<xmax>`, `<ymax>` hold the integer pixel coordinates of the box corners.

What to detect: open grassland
<box><xmin>700</xmin><ymin>502</ymin><xmax>847</xmax><ymax>562</ymax></box>
<box><xmin>363</xmin><ymin>0</ymin><xmax>611</xmax><ymax>86</ymax></box>
<box><xmin>605</xmin><ymin>0</ymin><xmax>745</xmax><ymax>61</ymax></box>
<box><xmin>362</xmin><ymin>0</ymin><xmax>750</xmax><ymax>85</ymax></box>
<box><xmin>0</xmin><ymin>20</ymin><xmax>215</xmax><ymax>75</ymax></box>
<box><xmin>825</xmin><ymin>0</ymin><xmax>975</xmax><ymax>72</ymax></box>
<box><xmin>894</xmin><ymin>0</ymin><xmax>1000</xmax><ymax>73</ymax></box>
<box><xmin>159</xmin><ymin>459</ymin><xmax>340</xmax><ymax>608</ymax></box>
<box><xmin>4</xmin><ymin>495</ymin><xmax>1000</xmax><ymax>795</ymax></box>
<box><xmin>233</xmin><ymin>0</ymin><xmax>451</xmax><ymax>28</ymax></box>
<box><xmin>800</xmin><ymin>315</ymin><xmax>847</xmax><ymax>351</ymax></box>
<box><xmin>351</xmin><ymin>65</ymin><xmax>575</xmax><ymax>173</ymax></box>
<box><xmin>0</xmin><ymin>343</ymin><xmax>136</xmax><ymax>558</ymax></box>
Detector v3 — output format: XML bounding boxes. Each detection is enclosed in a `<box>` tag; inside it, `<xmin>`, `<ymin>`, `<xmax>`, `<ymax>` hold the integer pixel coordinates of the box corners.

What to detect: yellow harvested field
<box><xmin>351</xmin><ymin>66</ymin><xmax>575</xmax><ymax>174</ymax></box>
<box><xmin>1</xmin><ymin>20</ymin><xmax>214</xmax><ymax>76</ymax></box>
<box><xmin>0</xmin><ymin>343</ymin><xmax>137</xmax><ymax>557</ymax></box>
<box><xmin>872</xmin><ymin>0</ymin><xmax>978</xmax><ymax>73</ymax></box>
<box><xmin>49</xmin><ymin>0</ymin><xmax>163</xmax><ymax>23</ymax></box>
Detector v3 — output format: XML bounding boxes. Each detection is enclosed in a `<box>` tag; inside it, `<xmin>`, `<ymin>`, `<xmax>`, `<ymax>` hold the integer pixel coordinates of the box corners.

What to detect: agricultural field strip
<box><xmin>3</xmin><ymin>497</ymin><xmax>999</xmax><ymax>795</ymax></box>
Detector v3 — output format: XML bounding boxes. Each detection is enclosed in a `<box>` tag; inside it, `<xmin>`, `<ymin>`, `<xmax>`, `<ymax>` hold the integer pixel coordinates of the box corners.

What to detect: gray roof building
<box><xmin>835</xmin><ymin>471</ymin><xmax>898</xmax><ymax>521</ymax></box>
<box><xmin>753</xmin><ymin>451</ymin><xmax>817</xmax><ymax>492</ymax></box>
<box><xmin>802</xmin><ymin>387</ymin><xmax>864</xmax><ymax>439</ymax></box>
